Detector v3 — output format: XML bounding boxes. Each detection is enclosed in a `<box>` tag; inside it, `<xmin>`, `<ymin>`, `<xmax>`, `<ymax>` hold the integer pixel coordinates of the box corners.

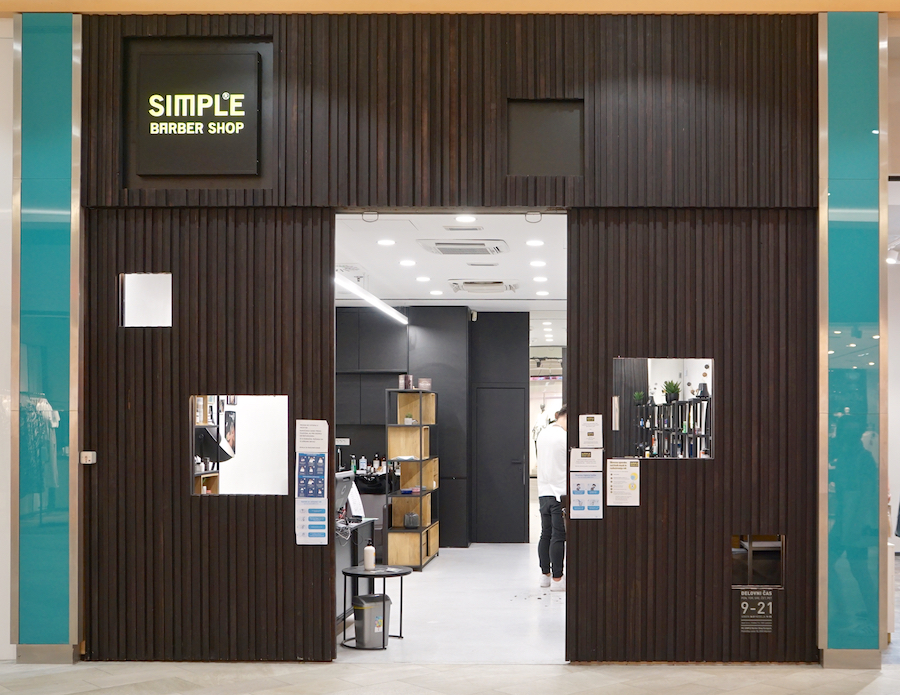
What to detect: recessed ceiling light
<box><xmin>526</xmin><ymin>240</ymin><xmax>544</xmax><ymax>247</ymax></box>
<box><xmin>377</xmin><ymin>239</ymin><xmax>395</xmax><ymax>246</ymax></box>
<box><xmin>456</xmin><ymin>214</ymin><xmax>477</xmax><ymax>223</ymax></box>
<box><xmin>536</xmin><ymin>291</ymin><xmax>549</xmax><ymax>296</ymax></box>
<box><xmin>848</xmin><ymin>343</ymin><xmax>857</xmax><ymax>347</ymax></box>
<box><xmin>545</xmin><ymin>338</ymin><xmax>554</xmax><ymax>342</ymax></box>
<box><xmin>828</xmin><ymin>350</ymin><xmax>835</xmax><ymax>355</ymax></box>
<box><xmin>430</xmin><ymin>290</ymin><xmax>443</xmax><ymax>296</ymax></box>
<box><xmin>833</xmin><ymin>330</ymin><xmax>841</xmax><ymax>334</ymax></box>
<box><xmin>416</xmin><ymin>276</ymin><xmax>430</xmax><ymax>282</ymax></box>
<box><xmin>400</xmin><ymin>260</ymin><xmax>416</xmax><ymax>267</ymax></box>
<box><xmin>869</xmin><ymin>362</ymin><xmax>875</xmax><ymax>365</ymax></box>
<box><xmin>874</xmin><ymin>335</ymin><xmax>881</xmax><ymax>339</ymax></box>
<box><xmin>530</xmin><ymin>260</ymin><xmax>546</xmax><ymax>267</ymax></box>
<box><xmin>534</xmin><ymin>277</ymin><xmax>548</xmax><ymax>282</ymax></box>
<box><xmin>853</xmin><ymin>366</ymin><xmax>858</xmax><ymax>369</ymax></box>
<box><xmin>544</xmin><ymin>328</ymin><xmax>552</xmax><ymax>332</ymax></box>
<box><xmin>542</xmin><ymin>321</ymin><xmax>552</xmax><ymax>325</ymax></box>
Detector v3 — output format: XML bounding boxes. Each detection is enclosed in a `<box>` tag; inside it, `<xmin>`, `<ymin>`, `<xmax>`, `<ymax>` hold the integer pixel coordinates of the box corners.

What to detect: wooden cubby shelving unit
<box><xmin>385</xmin><ymin>389</ymin><xmax>439</xmax><ymax>570</ymax></box>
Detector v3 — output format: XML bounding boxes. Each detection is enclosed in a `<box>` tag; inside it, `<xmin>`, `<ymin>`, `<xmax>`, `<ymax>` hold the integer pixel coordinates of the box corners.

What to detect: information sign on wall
<box><xmin>295</xmin><ymin>420</ymin><xmax>330</xmax><ymax>546</ymax></box>
<box><xmin>606</xmin><ymin>458</ymin><xmax>640</xmax><ymax>506</ymax></box>
<box><xmin>737</xmin><ymin>588</ymin><xmax>774</xmax><ymax>633</ymax></box>
<box><xmin>134</xmin><ymin>52</ymin><xmax>260</xmax><ymax>176</ymax></box>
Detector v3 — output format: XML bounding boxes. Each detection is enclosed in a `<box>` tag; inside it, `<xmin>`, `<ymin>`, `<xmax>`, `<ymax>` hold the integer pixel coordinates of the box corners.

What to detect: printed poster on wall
<box><xmin>570</xmin><ymin>448</ymin><xmax>603</xmax><ymax>472</ymax></box>
<box><xmin>295</xmin><ymin>420</ymin><xmax>329</xmax><ymax>545</ymax></box>
<box><xmin>569</xmin><ymin>471</ymin><xmax>604</xmax><ymax>519</ymax></box>
<box><xmin>578</xmin><ymin>414</ymin><xmax>603</xmax><ymax>449</ymax></box>
<box><xmin>607</xmin><ymin>458</ymin><xmax>640</xmax><ymax>506</ymax></box>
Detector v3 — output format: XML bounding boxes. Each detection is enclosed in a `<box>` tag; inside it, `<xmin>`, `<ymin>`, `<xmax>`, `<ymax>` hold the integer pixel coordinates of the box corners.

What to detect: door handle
<box><xmin>511</xmin><ymin>460</ymin><xmax>523</xmax><ymax>464</ymax></box>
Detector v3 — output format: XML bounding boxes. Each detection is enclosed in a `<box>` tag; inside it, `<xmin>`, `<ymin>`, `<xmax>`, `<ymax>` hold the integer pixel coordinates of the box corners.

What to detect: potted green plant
<box><xmin>663</xmin><ymin>380</ymin><xmax>681</xmax><ymax>404</ymax></box>
<box><xmin>633</xmin><ymin>391</ymin><xmax>645</xmax><ymax>405</ymax></box>
<box><xmin>404</xmin><ymin>413</ymin><xmax>415</xmax><ymax>425</ymax></box>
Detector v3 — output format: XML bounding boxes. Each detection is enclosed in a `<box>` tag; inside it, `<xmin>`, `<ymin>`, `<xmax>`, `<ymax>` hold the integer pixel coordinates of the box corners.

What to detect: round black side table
<box><xmin>340</xmin><ymin>564</ymin><xmax>413</xmax><ymax>650</ymax></box>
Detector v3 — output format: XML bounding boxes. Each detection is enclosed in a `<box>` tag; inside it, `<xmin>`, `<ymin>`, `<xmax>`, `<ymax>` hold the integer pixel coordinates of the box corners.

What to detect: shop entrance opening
<box><xmin>333</xmin><ymin>211</ymin><xmax>567</xmax><ymax>663</ymax></box>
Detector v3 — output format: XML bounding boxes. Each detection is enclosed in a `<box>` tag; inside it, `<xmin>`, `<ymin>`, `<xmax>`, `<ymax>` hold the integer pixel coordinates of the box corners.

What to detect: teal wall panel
<box><xmin>18</xmin><ymin>13</ymin><xmax>72</xmax><ymax>646</ymax></box>
<box><xmin>826</xmin><ymin>12</ymin><xmax>881</xmax><ymax>651</ymax></box>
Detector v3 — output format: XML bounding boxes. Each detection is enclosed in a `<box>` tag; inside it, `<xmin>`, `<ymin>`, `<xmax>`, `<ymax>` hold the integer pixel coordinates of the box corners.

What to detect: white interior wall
<box><xmin>529</xmin><ymin>383</ymin><xmax>562</xmax><ymax>477</ymax></box>
<box><xmin>647</xmin><ymin>359</ymin><xmax>684</xmax><ymax>404</ymax></box>
<box><xmin>683</xmin><ymin>359</ymin><xmax>713</xmax><ymax>398</ymax></box>
<box><xmin>0</xmin><ymin>16</ymin><xmax>15</xmax><ymax>659</ymax></box>
<box><xmin>216</xmin><ymin>395</ymin><xmax>289</xmax><ymax>496</ymax></box>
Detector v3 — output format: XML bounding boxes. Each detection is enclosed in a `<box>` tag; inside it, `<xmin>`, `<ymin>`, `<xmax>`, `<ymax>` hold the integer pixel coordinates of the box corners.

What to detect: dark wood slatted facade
<box><xmin>82</xmin><ymin>208</ymin><xmax>335</xmax><ymax>661</ymax></box>
<box><xmin>82</xmin><ymin>13</ymin><xmax>817</xmax><ymax>210</ymax></box>
<box><xmin>567</xmin><ymin>209</ymin><xmax>818</xmax><ymax>662</ymax></box>
<box><xmin>80</xmin><ymin>13</ymin><xmax>818</xmax><ymax>662</ymax></box>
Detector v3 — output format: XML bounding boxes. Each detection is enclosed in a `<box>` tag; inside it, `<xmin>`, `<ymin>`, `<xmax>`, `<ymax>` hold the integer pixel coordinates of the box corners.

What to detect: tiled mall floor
<box><xmin>2</xmin><ymin>660</ymin><xmax>900</xmax><ymax>695</ymax></box>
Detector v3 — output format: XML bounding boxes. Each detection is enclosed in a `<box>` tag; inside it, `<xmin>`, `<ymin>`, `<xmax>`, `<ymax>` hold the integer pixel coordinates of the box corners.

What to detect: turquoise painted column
<box><xmin>824</xmin><ymin>12</ymin><xmax>884</xmax><ymax>661</ymax></box>
<box><xmin>17</xmin><ymin>13</ymin><xmax>74</xmax><ymax>649</ymax></box>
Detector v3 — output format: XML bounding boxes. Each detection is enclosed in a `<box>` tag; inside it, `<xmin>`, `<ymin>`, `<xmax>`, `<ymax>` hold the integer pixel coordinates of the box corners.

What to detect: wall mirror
<box><xmin>191</xmin><ymin>395</ymin><xmax>289</xmax><ymax>495</ymax></box>
<box><xmin>612</xmin><ymin>358</ymin><xmax>714</xmax><ymax>459</ymax></box>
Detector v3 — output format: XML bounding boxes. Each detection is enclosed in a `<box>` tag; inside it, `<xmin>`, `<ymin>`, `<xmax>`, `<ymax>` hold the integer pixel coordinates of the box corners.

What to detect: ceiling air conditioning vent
<box><xmin>335</xmin><ymin>264</ymin><xmax>368</xmax><ymax>294</ymax></box>
<box><xmin>449</xmin><ymin>279</ymin><xmax>519</xmax><ymax>294</ymax></box>
<box><xmin>418</xmin><ymin>239</ymin><xmax>510</xmax><ymax>255</ymax></box>
<box><xmin>442</xmin><ymin>226</ymin><xmax>485</xmax><ymax>232</ymax></box>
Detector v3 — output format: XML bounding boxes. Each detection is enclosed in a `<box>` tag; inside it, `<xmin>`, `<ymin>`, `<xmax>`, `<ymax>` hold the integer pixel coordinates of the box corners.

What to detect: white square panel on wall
<box><xmin>120</xmin><ymin>273</ymin><xmax>173</xmax><ymax>327</ymax></box>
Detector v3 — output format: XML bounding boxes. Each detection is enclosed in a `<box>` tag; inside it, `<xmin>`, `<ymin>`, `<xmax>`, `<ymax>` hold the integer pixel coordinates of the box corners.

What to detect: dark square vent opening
<box><xmin>732</xmin><ymin>535</ymin><xmax>783</xmax><ymax>587</ymax></box>
<box><xmin>507</xmin><ymin>99</ymin><xmax>584</xmax><ymax>177</ymax></box>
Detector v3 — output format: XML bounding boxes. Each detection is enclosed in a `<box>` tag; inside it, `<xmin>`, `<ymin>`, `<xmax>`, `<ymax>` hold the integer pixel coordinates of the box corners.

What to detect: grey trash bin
<box><xmin>353</xmin><ymin>594</ymin><xmax>392</xmax><ymax>648</ymax></box>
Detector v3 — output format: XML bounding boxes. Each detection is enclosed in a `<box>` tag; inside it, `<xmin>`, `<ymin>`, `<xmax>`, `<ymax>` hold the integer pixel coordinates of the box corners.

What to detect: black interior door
<box><xmin>474</xmin><ymin>386</ymin><xmax>528</xmax><ymax>542</ymax></box>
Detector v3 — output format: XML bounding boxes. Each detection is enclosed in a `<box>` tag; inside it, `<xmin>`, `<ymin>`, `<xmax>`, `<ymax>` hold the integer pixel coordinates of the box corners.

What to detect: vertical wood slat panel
<box><xmin>80</xmin><ymin>11</ymin><xmax>819</xmax><ymax>665</ymax></box>
<box><xmin>82</xmin><ymin>14</ymin><xmax>817</xmax><ymax>211</ymax></box>
<box><xmin>566</xmin><ymin>208</ymin><xmax>818</xmax><ymax>663</ymax></box>
<box><xmin>82</xmin><ymin>208</ymin><xmax>335</xmax><ymax>661</ymax></box>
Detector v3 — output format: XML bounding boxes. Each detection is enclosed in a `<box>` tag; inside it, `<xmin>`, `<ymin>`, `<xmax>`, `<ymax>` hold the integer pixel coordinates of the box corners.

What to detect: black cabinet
<box><xmin>358</xmin><ymin>310</ymin><xmax>409</xmax><ymax>372</ymax></box>
<box><xmin>360</xmin><ymin>374</ymin><xmax>400</xmax><ymax>424</ymax></box>
<box><xmin>336</xmin><ymin>310</ymin><xmax>360</xmax><ymax>372</ymax></box>
<box><xmin>336</xmin><ymin>374</ymin><xmax>361</xmax><ymax>425</ymax></box>
<box><xmin>336</xmin><ymin>373</ymin><xmax>402</xmax><ymax>425</ymax></box>
<box><xmin>336</xmin><ymin>307</ymin><xmax>409</xmax><ymax>373</ymax></box>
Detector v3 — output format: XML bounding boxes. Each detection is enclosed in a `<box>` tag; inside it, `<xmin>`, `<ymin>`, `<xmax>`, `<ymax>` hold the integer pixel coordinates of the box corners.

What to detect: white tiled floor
<box><xmin>1</xmin><ymin>661</ymin><xmax>900</xmax><ymax>694</ymax></box>
<box><xmin>5</xmin><ymin>484</ymin><xmax>900</xmax><ymax>692</ymax></box>
<box><xmin>337</xmin><ymin>479</ymin><xmax>562</xmax><ymax>664</ymax></box>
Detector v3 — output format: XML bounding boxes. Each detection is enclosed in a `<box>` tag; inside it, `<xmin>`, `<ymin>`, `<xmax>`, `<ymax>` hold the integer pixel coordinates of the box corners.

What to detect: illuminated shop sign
<box><xmin>134</xmin><ymin>52</ymin><xmax>260</xmax><ymax>176</ymax></box>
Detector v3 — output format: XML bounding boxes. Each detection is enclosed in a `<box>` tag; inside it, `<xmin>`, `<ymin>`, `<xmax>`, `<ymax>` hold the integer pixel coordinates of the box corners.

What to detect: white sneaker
<box><xmin>550</xmin><ymin>576</ymin><xmax>566</xmax><ymax>592</ymax></box>
<box><xmin>540</xmin><ymin>573</ymin><xmax>551</xmax><ymax>588</ymax></box>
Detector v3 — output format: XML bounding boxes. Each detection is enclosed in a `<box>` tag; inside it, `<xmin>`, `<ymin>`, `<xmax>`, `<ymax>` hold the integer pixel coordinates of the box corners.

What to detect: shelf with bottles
<box><xmin>193</xmin><ymin>471</ymin><xmax>219</xmax><ymax>495</ymax></box>
<box><xmin>633</xmin><ymin>397</ymin><xmax>712</xmax><ymax>458</ymax></box>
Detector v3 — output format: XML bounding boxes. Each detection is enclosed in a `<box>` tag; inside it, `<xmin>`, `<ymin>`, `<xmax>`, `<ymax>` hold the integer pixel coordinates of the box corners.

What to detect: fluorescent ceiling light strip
<box><xmin>334</xmin><ymin>273</ymin><xmax>408</xmax><ymax>325</ymax></box>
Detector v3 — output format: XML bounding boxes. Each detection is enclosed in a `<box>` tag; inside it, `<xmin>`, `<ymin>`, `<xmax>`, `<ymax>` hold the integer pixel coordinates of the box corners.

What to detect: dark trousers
<box><xmin>538</xmin><ymin>496</ymin><xmax>566</xmax><ymax>578</ymax></box>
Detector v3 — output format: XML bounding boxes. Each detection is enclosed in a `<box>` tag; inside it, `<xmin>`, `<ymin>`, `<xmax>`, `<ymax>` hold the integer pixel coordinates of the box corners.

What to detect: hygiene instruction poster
<box><xmin>607</xmin><ymin>458</ymin><xmax>640</xmax><ymax>506</ymax></box>
<box><xmin>295</xmin><ymin>420</ymin><xmax>329</xmax><ymax>545</ymax></box>
<box><xmin>569</xmin><ymin>471</ymin><xmax>603</xmax><ymax>519</ymax></box>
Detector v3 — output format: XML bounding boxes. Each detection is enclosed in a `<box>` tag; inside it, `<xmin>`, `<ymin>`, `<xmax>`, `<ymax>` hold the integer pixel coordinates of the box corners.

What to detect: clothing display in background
<box><xmin>19</xmin><ymin>393</ymin><xmax>60</xmax><ymax>498</ymax></box>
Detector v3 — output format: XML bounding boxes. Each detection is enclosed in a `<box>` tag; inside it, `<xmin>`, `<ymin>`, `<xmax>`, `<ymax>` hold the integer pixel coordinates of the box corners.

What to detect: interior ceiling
<box><xmin>828</xmin><ymin>324</ymin><xmax>880</xmax><ymax>372</ymax></box>
<box><xmin>335</xmin><ymin>212</ymin><xmax>568</xmax><ymax>346</ymax></box>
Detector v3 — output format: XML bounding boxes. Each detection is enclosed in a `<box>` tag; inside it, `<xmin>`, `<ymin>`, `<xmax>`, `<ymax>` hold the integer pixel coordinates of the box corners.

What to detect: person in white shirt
<box><xmin>536</xmin><ymin>405</ymin><xmax>568</xmax><ymax>591</ymax></box>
